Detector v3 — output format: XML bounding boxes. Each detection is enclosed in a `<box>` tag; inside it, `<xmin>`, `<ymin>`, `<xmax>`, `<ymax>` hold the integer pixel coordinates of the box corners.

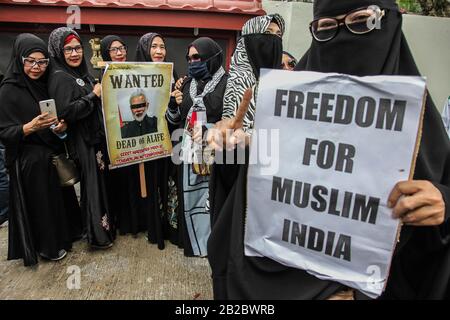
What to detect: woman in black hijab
<box><xmin>208</xmin><ymin>0</ymin><xmax>450</xmax><ymax>300</ymax></box>
<box><xmin>0</xmin><ymin>33</ymin><xmax>73</xmax><ymax>265</ymax></box>
<box><xmin>100</xmin><ymin>35</ymin><xmax>127</xmax><ymax>63</ymax></box>
<box><xmin>298</xmin><ymin>0</ymin><xmax>450</xmax><ymax>300</ymax></box>
<box><xmin>166</xmin><ymin>37</ymin><xmax>228</xmax><ymax>257</ymax></box>
<box><xmin>127</xmin><ymin>32</ymin><xmax>174</xmax><ymax>249</ymax></box>
<box><xmin>206</xmin><ymin>14</ymin><xmax>294</xmax><ymax>299</ymax></box>
<box><xmin>47</xmin><ymin>27</ymin><xmax>114</xmax><ymax>250</ymax></box>
<box><xmin>98</xmin><ymin>35</ymin><xmax>134</xmax><ymax>237</ymax></box>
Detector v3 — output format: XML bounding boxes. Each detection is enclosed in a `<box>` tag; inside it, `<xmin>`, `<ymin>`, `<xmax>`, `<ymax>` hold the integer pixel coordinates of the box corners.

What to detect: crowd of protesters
<box><xmin>0</xmin><ymin>0</ymin><xmax>448</xmax><ymax>300</ymax></box>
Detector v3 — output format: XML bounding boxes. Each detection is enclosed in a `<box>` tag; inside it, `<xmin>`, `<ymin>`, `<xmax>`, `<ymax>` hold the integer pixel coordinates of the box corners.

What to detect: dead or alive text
<box><xmin>282</xmin><ymin>218</ymin><xmax>351</xmax><ymax>261</ymax></box>
<box><xmin>116</xmin><ymin>133</ymin><xmax>164</xmax><ymax>149</ymax></box>
<box><xmin>272</xmin><ymin>176</ymin><xmax>380</xmax><ymax>225</ymax></box>
<box><xmin>274</xmin><ymin>90</ymin><xmax>406</xmax><ymax>131</ymax></box>
<box><xmin>109</xmin><ymin>74</ymin><xmax>164</xmax><ymax>89</ymax></box>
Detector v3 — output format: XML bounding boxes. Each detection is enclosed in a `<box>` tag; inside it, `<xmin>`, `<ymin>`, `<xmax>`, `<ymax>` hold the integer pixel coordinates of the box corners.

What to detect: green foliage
<box><xmin>397</xmin><ymin>0</ymin><xmax>449</xmax><ymax>16</ymax></box>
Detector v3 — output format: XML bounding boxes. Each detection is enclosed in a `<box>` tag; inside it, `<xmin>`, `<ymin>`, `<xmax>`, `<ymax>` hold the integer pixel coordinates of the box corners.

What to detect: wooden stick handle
<box><xmin>139</xmin><ymin>162</ymin><xmax>147</xmax><ymax>198</ymax></box>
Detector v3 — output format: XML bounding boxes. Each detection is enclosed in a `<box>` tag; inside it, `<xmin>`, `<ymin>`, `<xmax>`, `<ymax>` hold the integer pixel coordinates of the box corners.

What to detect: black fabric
<box><xmin>0</xmin><ymin>34</ymin><xmax>74</xmax><ymax>266</ymax></box>
<box><xmin>208</xmin><ymin>157</ymin><xmax>343</xmax><ymax>299</ymax></box>
<box><xmin>48</xmin><ymin>28</ymin><xmax>90</xmax><ymax>80</ymax></box>
<box><xmin>243</xmin><ymin>34</ymin><xmax>283</xmax><ymax>79</ymax></box>
<box><xmin>175</xmin><ymin>73</ymin><xmax>228</xmax><ymax>257</ymax></box>
<box><xmin>48</xmin><ymin>27</ymin><xmax>114</xmax><ymax>248</ymax></box>
<box><xmin>188</xmin><ymin>37</ymin><xmax>223</xmax><ymax>76</ymax></box>
<box><xmin>135</xmin><ymin>33</ymin><xmax>163</xmax><ymax>62</ymax></box>
<box><xmin>0</xmin><ymin>34</ymin><xmax>60</xmax><ymax>166</ymax></box>
<box><xmin>296</xmin><ymin>0</ymin><xmax>450</xmax><ymax>300</ymax></box>
<box><xmin>100</xmin><ymin>35</ymin><xmax>125</xmax><ymax>61</ymax></box>
<box><xmin>2</xmin><ymin>33</ymin><xmax>49</xmax><ymax>102</ymax></box>
<box><xmin>123</xmin><ymin>32</ymin><xmax>171</xmax><ymax>249</ymax></box>
<box><xmin>121</xmin><ymin>115</ymin><xmax>158</xmax><ymax>138</ymax></box>
<box><xmin>300</xmin><ymin>9</ymin><xmax>403</xmax><ymax>76</ymax></box>
<box><xmin>313</xmin><ymin>0</ymin><xmax>399</xmax><ymax>20</ymax></box>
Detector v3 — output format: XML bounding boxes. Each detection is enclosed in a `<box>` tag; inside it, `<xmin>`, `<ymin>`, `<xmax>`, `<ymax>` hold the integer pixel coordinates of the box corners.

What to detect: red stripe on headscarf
<box><xmin>64</xmin><ymin>34</ymin><xmax>80</xmax><ymax>45</ymax></box>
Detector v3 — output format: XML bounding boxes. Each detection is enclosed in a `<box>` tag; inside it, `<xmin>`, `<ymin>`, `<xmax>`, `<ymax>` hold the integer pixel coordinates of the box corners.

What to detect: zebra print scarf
<box><xmin>222</xmin><ymin>14</ymin><xmax>285</xmax><ymax>132</ymax></box>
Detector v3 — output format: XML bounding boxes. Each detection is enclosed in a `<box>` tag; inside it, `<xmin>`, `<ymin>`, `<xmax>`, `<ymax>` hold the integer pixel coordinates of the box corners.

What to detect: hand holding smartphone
<box><xmin>38</xmin><ymin>99</ymin><xmax>67</xmax><ymax>139</ymax></box>
<box><xmin>39</xmin><ymin>99</ymin><xmax>58</xmax><ymax>119</ymax></box>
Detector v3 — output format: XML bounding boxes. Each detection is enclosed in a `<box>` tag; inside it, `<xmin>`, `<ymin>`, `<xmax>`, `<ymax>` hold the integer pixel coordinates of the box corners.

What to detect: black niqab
<box><xmin>244</xmin><ymin>34</ymin><xmax>282</xmax><ymax>79</ymax></box>
<box><xmin>297</xmin><ymin>0</ymin><xmax>450</xmax><ymax>299</ymax></box>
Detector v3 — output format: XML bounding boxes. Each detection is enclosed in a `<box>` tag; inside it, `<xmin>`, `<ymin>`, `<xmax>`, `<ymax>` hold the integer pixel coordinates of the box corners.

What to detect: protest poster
<box><xmin>101</xmin><ymin>62</ymin><xmax>173</xmax><ymax>168</ymax></box>
<box><xmin>245</xmin><ymin>70</ymin><xmax>426</xmax><ymax>298</ymax></box>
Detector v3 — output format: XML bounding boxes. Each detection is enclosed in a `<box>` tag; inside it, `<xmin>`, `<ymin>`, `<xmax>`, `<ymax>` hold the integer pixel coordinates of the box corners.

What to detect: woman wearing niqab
<box><xmin>298</xmin><ymin>0</ymin><xmax>450</xmax><ymax>300</ymax></box>
<box><xmin>207</xmin><ymin>1</ymin><xmax>450</xmax><ymax>299</ymax></box>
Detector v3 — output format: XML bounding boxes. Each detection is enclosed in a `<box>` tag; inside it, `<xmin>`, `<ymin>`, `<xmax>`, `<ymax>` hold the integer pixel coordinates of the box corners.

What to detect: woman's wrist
<box><xmin>23</xmin><ymin>122</ymin><xmax>34</xmax><ymax>136</ymax></box>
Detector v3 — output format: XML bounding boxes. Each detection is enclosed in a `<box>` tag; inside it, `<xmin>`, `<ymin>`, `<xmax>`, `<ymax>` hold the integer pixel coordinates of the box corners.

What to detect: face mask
<box><xmin>188</xmin><ymin>61</ymin><xmax>210</xmax><ymax>80</ymax></box>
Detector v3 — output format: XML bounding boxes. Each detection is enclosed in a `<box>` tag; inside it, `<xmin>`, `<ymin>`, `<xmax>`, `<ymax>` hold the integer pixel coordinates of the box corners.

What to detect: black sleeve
<box><xmin>48</xmin><ymin>72</ymin><xmax>96</xmax><ymax>124</ymax></box>
<box><xmin>0</xmin><ymin>90</ymin><xmax>25</xmax><ymax>146</ymax></box>
<box><xmin>205</xmin><ymin>75</ymin><xmax>228</xmax><ymax>124</ymax></box>
<box><xmin>0</xmin><ymin>125</ymin><xmax>23</xmax><ymax>146</ymax></box>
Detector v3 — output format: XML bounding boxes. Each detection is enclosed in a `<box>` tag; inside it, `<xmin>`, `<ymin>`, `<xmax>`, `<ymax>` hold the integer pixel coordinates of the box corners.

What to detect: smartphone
<box><xmin>39</xmin><ymin>99</ymin><xmax>58</xmax><ymax>119</ymax></box>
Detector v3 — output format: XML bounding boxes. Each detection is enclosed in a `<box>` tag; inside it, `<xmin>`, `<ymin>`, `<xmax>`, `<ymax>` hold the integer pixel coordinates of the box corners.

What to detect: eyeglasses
<box><xmin>287</xmin><ymin>59</ymin><xmax>297</xmax><ymax>68</ymax></box>
<box><xmin>186</xmin><ymin>53</ymin><xmax>201</xmax><ymax>63</ymax></box>
<box><xmin>63</xmin><ymin>45</ymin><xmax>83</xmax><ymax>55</ymax></box>
<box><xmin>22</xmin><ymin>57</ymin><xmax>50</xmax><ymax>68</ymax></box>
<box><xmin>310</xmin><ymin>6</ymin><xmax>386</xmax><ymax>42</ymax></box>
<box><xmin>109</xmin><ymin>45</ymin><xmax>127</xmax><ymax>54</ymax></box>
<box><xmin>130</xmin><ymin>102</ymin><xmax>147</xmax><ymax>110</ymax></box>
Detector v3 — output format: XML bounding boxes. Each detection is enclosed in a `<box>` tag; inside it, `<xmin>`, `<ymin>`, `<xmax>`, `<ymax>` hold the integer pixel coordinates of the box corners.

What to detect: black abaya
<box><xmin>208</xmin><ymin>1</ymin><xmax>450</xmax><ymax>300</ymax></box>
<box><xmin>297</xmin><ymin>0</ymin><xmax>450</xmax><ymax>299</ymax></box>
<box><xmin>48</xmin><ymin>27</ymin><xmax>114</xmax><ymax>248</ymax></box>
<box><xmin>0</xmin><ymin>34</ymin><xmax>74</xmax><ymax>265</ymax></box>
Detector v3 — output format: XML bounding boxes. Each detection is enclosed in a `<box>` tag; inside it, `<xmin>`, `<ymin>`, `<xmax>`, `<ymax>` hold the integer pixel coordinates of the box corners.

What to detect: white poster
<box><xmin>245</xmin><ymin>70</ymin><xmax>426</xmax><ymax>298</ymax></box>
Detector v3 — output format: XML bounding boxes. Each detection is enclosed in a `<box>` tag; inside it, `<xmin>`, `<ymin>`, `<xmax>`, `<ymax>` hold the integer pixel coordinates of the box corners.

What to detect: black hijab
<box><xmin>100</xmin><ymin>35</ymin><xmax>126</xmax><ymax>61</ymax></box>
<box><xmin>47</xmin><ymin>27</ymin><xmax>103</xmax><ymax>146</ymax></box>
<box><xmin>1</xmin><ymin>33</ymin><xmax>49</xmax><ymax>102</ymax></box>
<box><xmin>297</xmin><ymin>0</ymin><xmax>450</xmax><ymax>299</ymax></box>
<box><xmin>48</xmin><ymin>27</ymin><xmax>91</xmax><ymax>81</ymax></box>
<box><xmin>135</xmin><ymin>33</ymin><xmax>165</xmax><ymax>62</ymax></box>
<box><xmin>299</xmin><ymin>1</ymin><xmax>401</xmax><ymax>76</ymax></box>
<box><xmin>0</xmin><ymin>33</ymin><xmax>60</xmax><ymax>166</ymax></box>
<box><xmin>188</xmin><ymin>37</ymin><xmax>224</xmax><ymax>76</ymax></box>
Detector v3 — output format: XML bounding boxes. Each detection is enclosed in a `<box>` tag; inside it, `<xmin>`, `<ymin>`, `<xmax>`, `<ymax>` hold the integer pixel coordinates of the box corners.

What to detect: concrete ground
<box><xmin>0</xmin><ymin>224</ymin><xmax>213</xmax><ymax>300</ymax></box>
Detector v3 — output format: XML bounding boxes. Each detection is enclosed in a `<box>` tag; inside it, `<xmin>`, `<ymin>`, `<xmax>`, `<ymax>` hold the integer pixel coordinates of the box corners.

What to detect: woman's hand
<box><xmin>175</xmin><ymin>76</ymin><xmax>186</xmax><ymax>91</ymax></box>
<box><xmin>388</xmin><ymin>180</ymin><xmax>446</xmax><ymax>226</ymax></box>
<box><xmin>23</xmin><ymin>113</ymin><xmax>58</xmax><ymax>136</ymax></box>
<box><xmin>171</xmin><ymin>89</ymin><xmax>183</xmax><ymax>105</ymax></box>
<box><xmin>93</xmin><ymin>83</ymin><xmax>102</xmax><ymax>98</ymax></box>
<box><xmin>207</xmin><ymin>88</ymin><xmax>252</xmax><ymax>151</ymax></box>
<box><xmin>52</xmin><ymin>119</ymin><xmax>67</xmax><ymax>133</ymax></box>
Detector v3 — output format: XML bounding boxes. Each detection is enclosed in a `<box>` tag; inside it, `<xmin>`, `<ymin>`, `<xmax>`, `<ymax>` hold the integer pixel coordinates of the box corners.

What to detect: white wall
<box><xmin>263</xmin><ymin>0</ymin><xmax>450</xmax><ymax>111</ymax></box>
